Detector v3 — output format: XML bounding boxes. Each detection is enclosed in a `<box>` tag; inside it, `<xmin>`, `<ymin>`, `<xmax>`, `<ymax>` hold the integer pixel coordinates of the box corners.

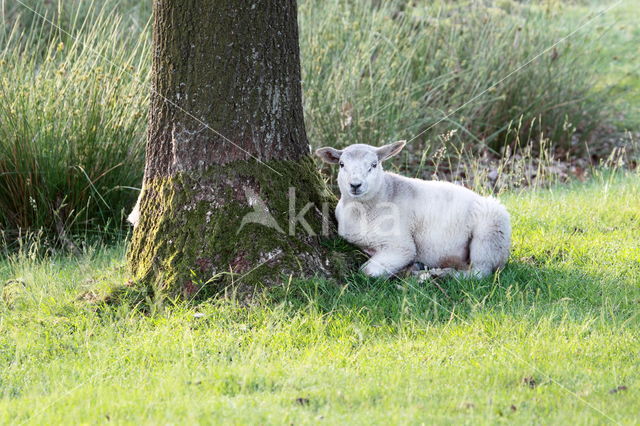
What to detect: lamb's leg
<box><xmin>361</xmin><ymin>245</ymin><xmax>416</xmax><ymax>278</ymax></box>
<box><xmin>466</xmin><ymin>199</ymin><xmax>511</xmax><ymax>278</ymax></box>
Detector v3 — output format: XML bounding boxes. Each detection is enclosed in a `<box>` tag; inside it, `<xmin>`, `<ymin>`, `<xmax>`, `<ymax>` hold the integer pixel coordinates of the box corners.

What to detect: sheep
<box><xmin>127</xmin><ymin>192</ymin><xmax>141</xmax><ymax>227</ymax></box>
<box><xmin>315</xmin><ymin>141</ymin><xmax>511</xmax><ymax>279</ymax></box>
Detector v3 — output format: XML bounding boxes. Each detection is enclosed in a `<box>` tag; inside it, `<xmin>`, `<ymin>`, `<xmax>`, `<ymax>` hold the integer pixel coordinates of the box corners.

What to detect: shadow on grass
<box><xmin>260</xmin><ymin>260</ymin><xmax>634</xmax><ymax>326</ymax></box>
<box><xmin>88</xmin><ymin>254</ymin><xmax>636</xmax><ymax>331</ymax></box>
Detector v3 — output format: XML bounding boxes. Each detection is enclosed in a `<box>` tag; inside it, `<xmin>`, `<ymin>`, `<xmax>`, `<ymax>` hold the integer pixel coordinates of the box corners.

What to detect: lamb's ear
<box><xmin>315</xmin><ymin>147</ymin><xmax>343</xmax><ymax>164</ymax></box>
<box><xmin>376</xmin><ymin>140</ymin><xmax>406</xmax><ymax>161</ymax></box>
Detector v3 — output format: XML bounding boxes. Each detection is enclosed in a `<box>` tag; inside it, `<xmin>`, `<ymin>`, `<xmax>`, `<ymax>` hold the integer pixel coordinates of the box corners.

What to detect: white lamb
<box><xmin>316</xmin><ymin>141</ymin><xmax>511</xmax><ymax>279</ymax></box>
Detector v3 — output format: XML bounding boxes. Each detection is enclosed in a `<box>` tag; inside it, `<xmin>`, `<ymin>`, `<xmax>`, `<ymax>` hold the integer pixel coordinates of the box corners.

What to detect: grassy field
<box><xmin>1</xmin><ymin>0</ymin><xmax>639</xmax><ymax>423</ymax></box>
<box><xmin>1</xmin><ymin>171</ymin><xmax>638</xmax><ymax>424</ymax></box>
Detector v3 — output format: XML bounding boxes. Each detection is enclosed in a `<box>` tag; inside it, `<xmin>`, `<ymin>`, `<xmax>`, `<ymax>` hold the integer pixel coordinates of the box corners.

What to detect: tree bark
<box><xmin>127</xmin><ymin>0</ymin><xmax>347</xmax><ymax>300</ymax></box>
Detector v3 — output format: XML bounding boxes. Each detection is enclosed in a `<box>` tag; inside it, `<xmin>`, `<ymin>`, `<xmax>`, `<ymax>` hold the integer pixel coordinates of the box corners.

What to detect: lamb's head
<box><xmin>315</xmin><ymin>141</ymin><xmax>405</xmax><ymax>200</ymax></box>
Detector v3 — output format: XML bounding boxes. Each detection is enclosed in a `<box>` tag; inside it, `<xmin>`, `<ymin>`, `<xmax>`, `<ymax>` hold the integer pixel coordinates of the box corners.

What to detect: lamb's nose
<box><xmin>350</xmin><ymin>182</ymin><xmax>362</xmax><ymax>191</ymax></box>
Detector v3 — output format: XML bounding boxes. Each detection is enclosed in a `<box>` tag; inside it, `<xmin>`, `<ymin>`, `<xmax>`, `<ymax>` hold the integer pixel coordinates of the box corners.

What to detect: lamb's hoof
<box><xmin>361</xmin><ymin>261</ymin><xmax>390</xmax><ymax>278</ymax></box>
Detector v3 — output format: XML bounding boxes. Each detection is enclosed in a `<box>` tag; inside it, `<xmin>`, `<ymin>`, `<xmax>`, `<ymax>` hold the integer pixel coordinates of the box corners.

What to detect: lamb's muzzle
<box><xmin>316</xmin><ymin>141</ymin><xmax>511</xmax><ymax>279</ymax></box>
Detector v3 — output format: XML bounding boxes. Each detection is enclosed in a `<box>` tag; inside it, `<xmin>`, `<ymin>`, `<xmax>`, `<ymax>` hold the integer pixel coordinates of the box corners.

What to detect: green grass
<box><xmin>591</xmin><ymin>0</ymin><xmax>640</xmax><ymax>129</ymax></box>
<box><xmin>1</xmin><ymin>171</ymin><xmax>639</xmax><ymax>424</ymax></box>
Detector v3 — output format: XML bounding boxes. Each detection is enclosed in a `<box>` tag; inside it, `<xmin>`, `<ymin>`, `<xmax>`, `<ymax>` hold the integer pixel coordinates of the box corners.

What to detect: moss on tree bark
<box><xmin>128</xmin><ymin>157</ymin><xmax>355</xmax><ymax>299</ymax></box>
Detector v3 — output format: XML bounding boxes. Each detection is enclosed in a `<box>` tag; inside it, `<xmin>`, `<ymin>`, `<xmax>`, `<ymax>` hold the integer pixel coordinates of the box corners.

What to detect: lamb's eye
<box><xmin>371</xmin><ymin>162</ymin><xmax>377</xmax><ymax>168</ymax></box>
<box><xmin>339</xmin><ymin>162</ymin><xmax>344</xmax><ymax>168</ymax></box>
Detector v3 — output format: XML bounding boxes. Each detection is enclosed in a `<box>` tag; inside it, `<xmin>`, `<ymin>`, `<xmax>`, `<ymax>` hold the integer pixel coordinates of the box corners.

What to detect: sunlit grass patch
<box><xmin>1</xmin><ymin>173</ymin><xmax>638</xmax><ymax>423</ymax></box>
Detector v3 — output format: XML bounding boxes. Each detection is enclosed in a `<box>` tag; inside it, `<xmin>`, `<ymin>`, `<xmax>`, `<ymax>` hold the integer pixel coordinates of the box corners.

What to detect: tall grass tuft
<box><xmin>0</xmin><ymin>1</ymin><xmax>150</xmax><ymax>245</ymax></box>
<box><xmin>299</xmin><ymin>0</ymin><xmax>607</xmax><ymax>153</ymax></box>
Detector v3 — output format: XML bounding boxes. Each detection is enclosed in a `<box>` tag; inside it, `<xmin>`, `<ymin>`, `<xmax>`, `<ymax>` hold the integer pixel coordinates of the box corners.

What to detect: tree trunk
<box><xmin>127</xmin><ymin>0</ymin><xmax>347</xmax><ymax>300</ymax></box>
